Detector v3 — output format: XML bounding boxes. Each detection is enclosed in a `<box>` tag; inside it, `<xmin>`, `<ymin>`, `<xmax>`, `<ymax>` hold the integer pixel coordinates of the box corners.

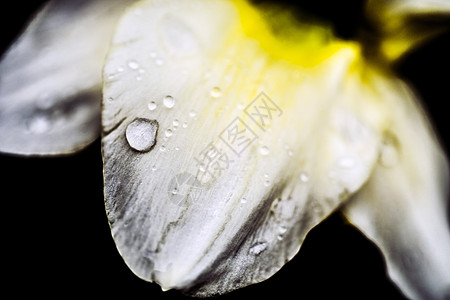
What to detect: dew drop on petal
<box><xmin>182</xmin><ymin>122</ymin><xmax>188</xmax><ymax>128</ymax></box>
<box><xmin>300</xmin><ymin>172</ymin><xmax>309</xmax><ymax>183</ymax></box>
<box><xmin>128</xmin><ymin>60</ymin><xmax>139</xmax><ymax>70</ymax></box>
<box><xmin>165</xmin><ymin>129</ymin><xmax>173</xmax><ymax>137</ymax></box>
<box><xmin>163</xmin><ymin>95</ymin><xmax>175</xmax><ymax>108</ymax></box>
<box><xmin>189</xmin><ymin>110</ymin><xmax>197</xmax><ymax>118</ymax></box>
<box><xmin>240</xmin><ymin>197</ymin><xmax>247</xmax><ymax>204</ymax></box>
<box><xmin>260</xmin><ymin>146</ymin><xmax>270</xmax><ymax>156</ymax></box>
<box><xmin>125</xmin><ymin>118</ymin><xmax>158</xmax><ymax>152</ymax></box>
<box><xmin>210</xmin><ymin>86</ymin><xmax>222</xmax><ymax>98</ymax></box>
<box><xmin>148</xmin><ymin>101</ymin><xmax>157</xmax><ymax>111</ymax></box>
<box><xmin>160</xmin><ymin>145</ymin><xmax>167</xmax><ymax>152</ymax></box>
<box><xmin>173</xmin><ymin>119</ymin><xmax>179</xmax><ymax>127</ymax></box>
<box><xmin>155</xmin><ymin>58</ymin><xmax>164</xmax><ymax>66</ymax></box>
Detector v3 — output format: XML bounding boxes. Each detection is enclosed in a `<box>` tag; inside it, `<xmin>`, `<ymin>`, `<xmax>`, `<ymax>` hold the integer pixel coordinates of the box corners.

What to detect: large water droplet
<box><xmin>163</xmin><ymin>95</ymin><xmax>175</xmax><ymax>108</ymax></box>
<box><xmin>173</xmin><ymin>119</ymin><xmax>180</xmax><ymax>127</ymax></box>
<box><xmin>210</xmin><ymin>86</ymin><xmax>222</xmax><ymax>98</ymax></box>
<box><xmin>249</xmin><ymin>242</ymin><xmax>268</xmax><ymax>256</ymax></box>
<box><xmin>125</xmin><ymin>118</ymin><xmax>158</xmax><ymax>152</ymax></box>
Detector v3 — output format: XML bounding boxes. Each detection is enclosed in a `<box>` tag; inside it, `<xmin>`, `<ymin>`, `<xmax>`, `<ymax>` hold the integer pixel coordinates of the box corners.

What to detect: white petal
<box><xmin>102</xmin><ymin>0</ymin><xmax>384</xmax><ymax>296</ymax></box>
<box><xmin>0</xmin><ymin>0</ymin><xmax>136</xmax><ymax>155</ymax></box>
<box><xmin>342</xmin><ymin>76</ymin><xmax>450</xmax><ymax>299</ymax></box>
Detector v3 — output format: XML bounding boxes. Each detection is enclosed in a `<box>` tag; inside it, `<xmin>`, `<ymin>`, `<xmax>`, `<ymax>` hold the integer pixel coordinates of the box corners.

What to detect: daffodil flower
<box><xmin>1</xmin><ymin>0</ymin><xmax>449</xmax><ymax>299</ymax></box>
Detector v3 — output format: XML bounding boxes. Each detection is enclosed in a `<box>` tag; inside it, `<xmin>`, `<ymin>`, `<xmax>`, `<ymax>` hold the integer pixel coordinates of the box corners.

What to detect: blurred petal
<box><xmin>0</xmin><ymin>0</ymin><xmax>135</xmax><ymax>155</ymax></box>
<box><xmin>366</xmin><ymin>0</ymin><xmax>450</xmax><ymax>62</ymax></box>
<box><xmin>342</xmin><ymin>76</ymin><xmax>450</xmax><ymax>299</ymax></box>
<box><xmin>102</xmin><ymin>0</ymin><xmax>391</xmax><ymax>296</ymax></box>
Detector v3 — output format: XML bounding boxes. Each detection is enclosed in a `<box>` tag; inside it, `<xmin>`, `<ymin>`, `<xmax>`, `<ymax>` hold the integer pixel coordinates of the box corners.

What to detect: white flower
<box><xmin>1</xmin><ymin>0</ymin><xmax>449</xmax><ymax>299</ymax></box>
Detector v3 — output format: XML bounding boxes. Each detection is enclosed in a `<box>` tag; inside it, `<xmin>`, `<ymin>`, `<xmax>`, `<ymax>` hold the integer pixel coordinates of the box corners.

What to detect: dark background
<box><xmin>1</xmin><ymin>1</ymin><xmax>449</xmax><ymax>299</ymax></box>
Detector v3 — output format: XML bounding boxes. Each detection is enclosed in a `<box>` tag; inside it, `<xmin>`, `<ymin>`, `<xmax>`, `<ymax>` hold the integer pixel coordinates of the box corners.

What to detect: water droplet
<box><xmin>148</xmin><ymin>101</ymin><xmax>157</xmax><ymax>111</ymax></box>
<box><xmin>117</xmin><ymin>66</ymin><xmax>125</xmax><ymax>73</ymax></box>
<box><xmin>160</xmin><ymin>145</ymin><xmax>166</xmax><ymax>152</ymax></box>
<box><xmin>173</xmin><ymin>119</ymin><xmax>179</xmax><ymax>127</ymax></box>
<box><xmin>138</xmin><ymin>69</ymin><xmax>146</xmax><ymax>74</ymax></box>
<box><xmin>128</xmin><ymin>60</ymin><xmax>139</xmax><ymax>70</ymax></box>
<box><xmin>249</xmin><ymin>242</ymin><xmax>267</xmax><ymax>255</ymax></box>
<box><xmin>199</xmin><ymin>164</ymin><xmax>207</xmax><ymax>172</ymax></box>
<box><xmin>264</xmin><ymin>180</ymin><xmax>271</xmax><ymax>187</ymax></box>
<box><xmin>260</xmin><ymin>146</ymin><xmax>270</xmax><ymax>156</ymax></box>
<box><xmin>210</xmin><ymin>86</ymin><xmax>222</xmax><ymax>98</ymax></box>
<box><xmin>300</xmin><ymin>173</ymin><xmax>309</xmax><ymax>183</ymax></box>
<box><xmin>171</xmin><ymin>188</ymin><xmax>178</xmax><ymax>195</ymax></box>
<box><xmin>338</xmin><ymin>156</ymin><xmax>356</xmax><ymax>169</ymax></box>
<box><xmin>279</xmin><ymin>226</ymin><xmax>288</xmax><ymax>234</ymax></box>
<box><xmin>27</xmin><ymin>114</ymin><xmax>51</xmax><ymax>134</ymax></box>
<box><xmin>175</xmin><ymin>146</ymin><xmax>180</xmax><ymax>151</ymax></box>
<box><xmin>150</xmin><ymin>51</ymin><xmax>157</xmax><ymax>58</ymax></box>
<box><xmin>207</xmin><ymin>148</ymin><xmax>217</xmax><ymax>158</ymax></box>
<box><xmin>240</xmin><ymin>197</ymin><xmax>247</xmax><ymax>204</ymax></box>
<box><xmin>152</xmin><ymin>165</ymin><xmax>158</xmax><ymax>171</ymax></box>
<box><xmin>165</xmin><ymin>129</ymin><xmax>173</xmax><ymax>137</ymax></box>
<box><xmin>163</xmin><ymin>95</ymin><xmax>175</xmax><ymax>108</ymax></box>
<box><xmin>189</xmin><ymin>110</ymin><xmax>197</xmax><ymax>118</ymax></box>
<box><xmin>182</xmin><ymin>122</ymin><xmax>188</xmax><ymax>128</ymax></box>
<box><xmin>277</xmin><ymin>235</ymin><xmax>284</xmax><ymax>241</ymax></box>
<box><xmin>136</xmin><ymin>76</ymin><xmax>142</xmax><ymax>81</ymax></box>
<box><xmin>288</xmin><ymin>150</ymin><xmax>293</xmax><ymax>157</ymax></box>
<box><xmin>125</xmin><ymin>118</ymin><xmax>158</xmax><ymax>152</ymax></box>
<box><xmin>155</xmin><ymin>58</ymin><xmax>164</xmax><ymax>66</ymax></box>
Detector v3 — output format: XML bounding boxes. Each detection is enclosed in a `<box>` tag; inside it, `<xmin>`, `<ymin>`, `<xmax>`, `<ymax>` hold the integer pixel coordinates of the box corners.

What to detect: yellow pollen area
<box><xmin>231</xmin><ymin>0</ymin><xmax>358</xmax><ymax>67</ymax></box>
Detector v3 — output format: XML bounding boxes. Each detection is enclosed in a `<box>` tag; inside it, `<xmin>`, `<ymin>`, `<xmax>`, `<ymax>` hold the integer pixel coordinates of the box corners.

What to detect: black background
<box><xmin>1</xmin><ymin>1</ymin><xmax>449</xmax><ymax>299</ymax></box>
